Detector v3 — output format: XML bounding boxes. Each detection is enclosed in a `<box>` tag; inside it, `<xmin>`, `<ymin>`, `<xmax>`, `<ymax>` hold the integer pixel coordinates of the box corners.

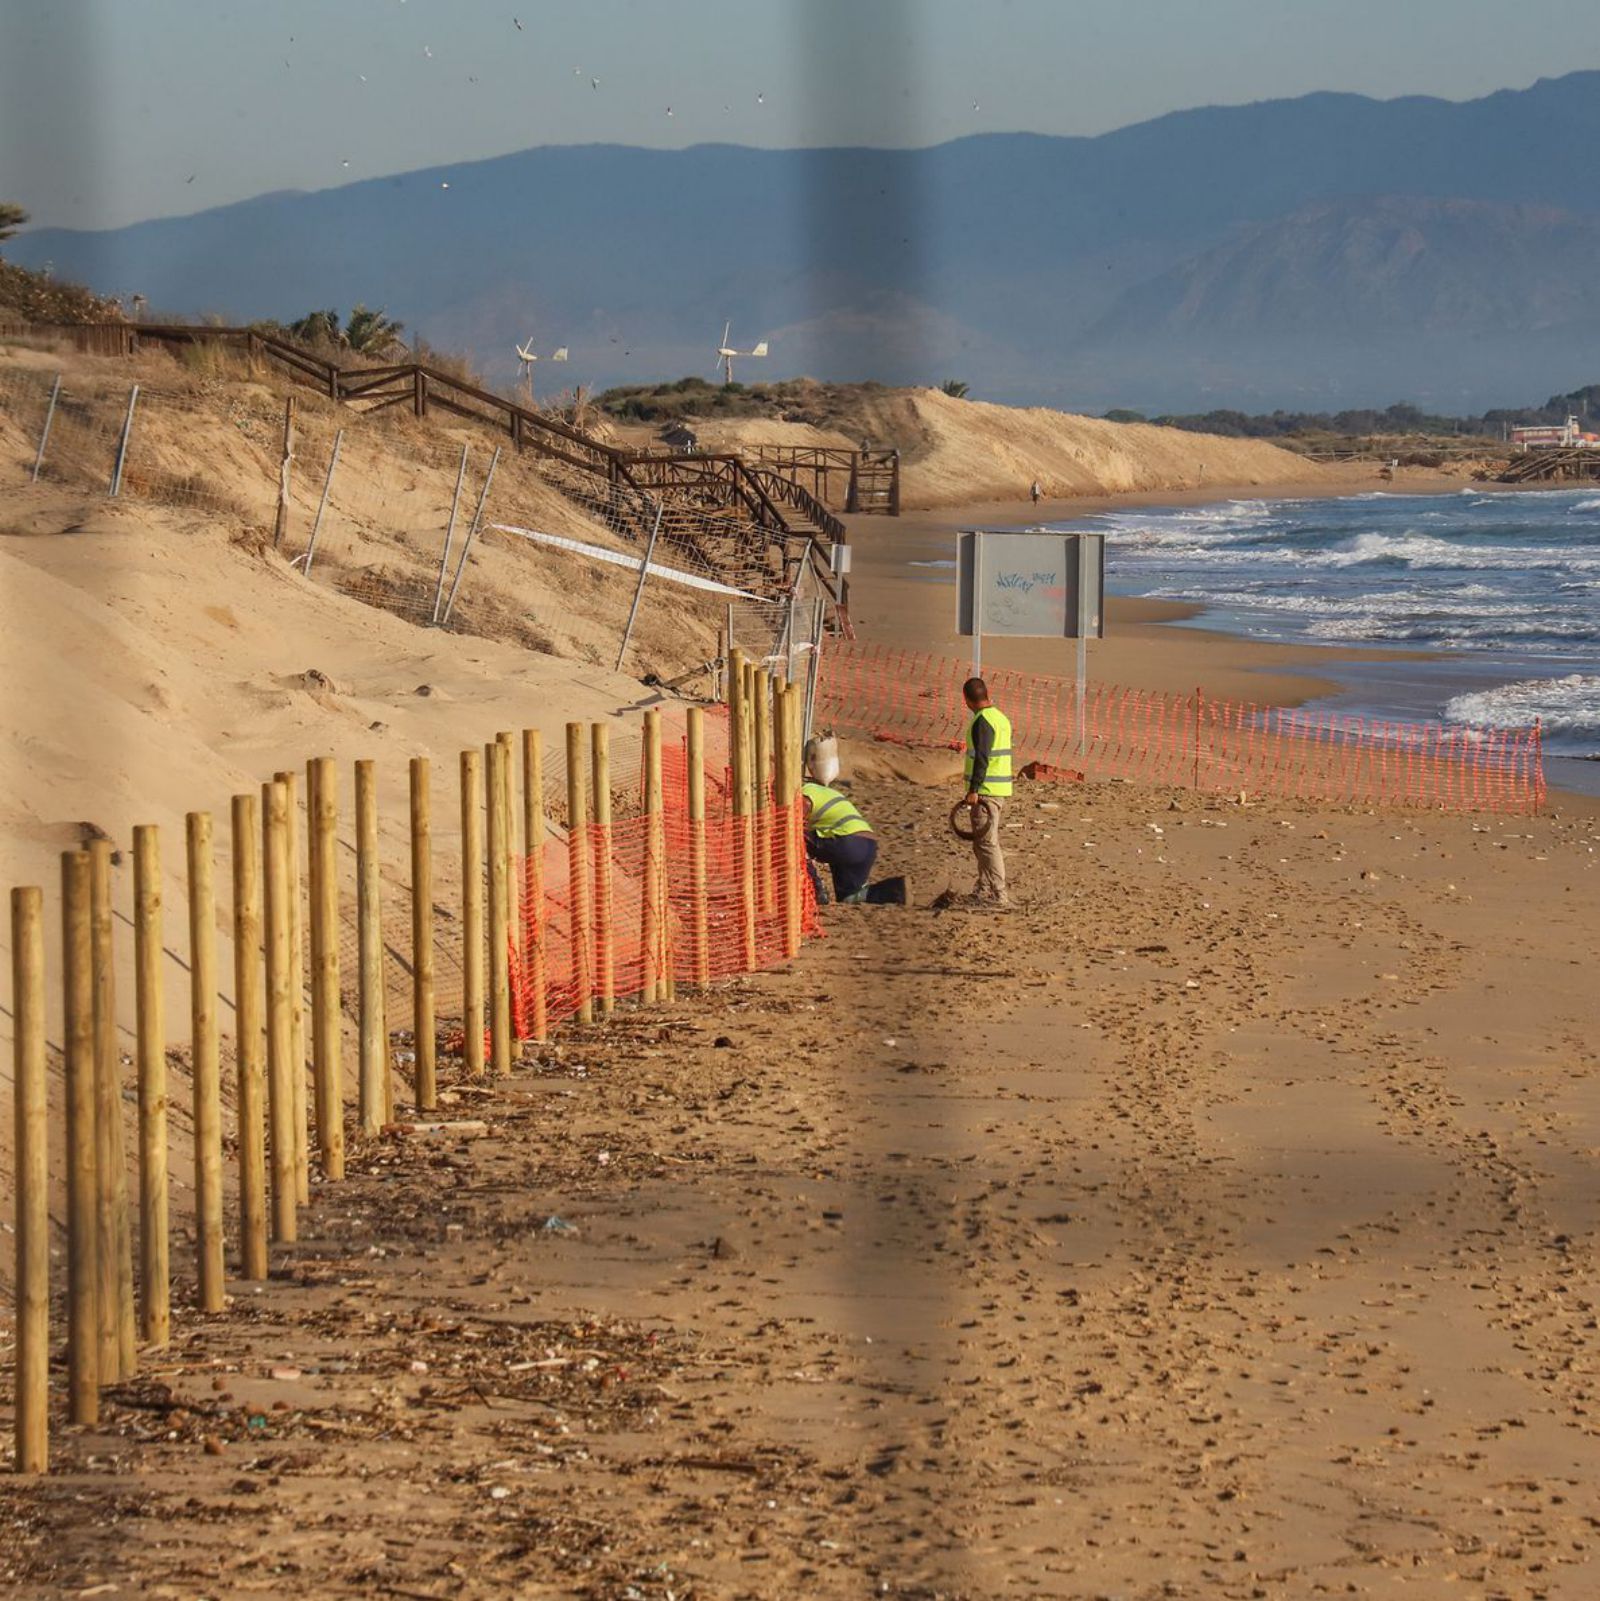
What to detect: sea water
<box><xmin>1062</xmin><ymin>489</ymin><xmax>1600</xmax><ymax>781</ymax></box>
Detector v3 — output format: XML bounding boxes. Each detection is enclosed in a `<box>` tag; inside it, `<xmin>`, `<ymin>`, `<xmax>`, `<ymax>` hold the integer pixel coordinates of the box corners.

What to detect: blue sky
<box><xmin>2</xmin><ymin>0</ymin><xmax>1598</xmax><ymax>230</ymax></box>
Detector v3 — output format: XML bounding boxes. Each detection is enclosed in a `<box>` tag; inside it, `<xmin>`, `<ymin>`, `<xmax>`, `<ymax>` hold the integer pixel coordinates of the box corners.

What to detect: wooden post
<box><xmin>522</xmin><ymin>730</ymin><xmax>548</xmax><ymax>1042</ymax></box>
<box><xmin>499</xmin><ymin>732</ymin><xmax>522</xmax><ymax>1043</ymax></box>
<box><xmin>187</xmin><ymin>814</ymin><xmax>224</xmax><ymax>1312</ymax></box>
<box><xmin>274</xmin><ymin>770</ymin><xmax>309</xmax><ymax>1206</ymax></box>
<box><xmin>647</xmin><ymin>710</ymin><xmax>674</xmax><ymax>1002</ymax></box>
<box><xmin>754</xmin><ymin>668</ymin><xmax>773</xmax><ymax>917</ymax></box>
<box><xmin>262</xmin><ymin>783</ymin><xmax>297</xmax><ymax>1243</ymax></box>
<box><xmin>686</xmin><ymin>708</ymin><xmax>711</xmax><ymax>986</ymax></box>
<box><xmin>731</xmin><ymin>659</ymin><xmax>757</xmax><ymax>970</ymax></box>
<box><xmin>132</xmin><ymin>826</ymin><xmax>170</xmax><ymax>1344</ymax></box>
<box><xmin>565</xmin><ymin>723</ymin><xmax>592</xmax><ymax>1025</ymax></box>
<box><xmin>409</xmin><ymin>757</ymin><xmax>437</xmax><ymax>1110</ymax></box>
<box><xmin>771</xmin><ymin>686</ymin><xmax>790</xmax><ymax>951</ymax></box>
<box><xmin>88</xmin><ymin>839</ymin><xmax>136</xmax><ymax>1381</ymax></box>
<box><xmin>778</xmin><ymin>687</ymin><xmax>803</xmax><ymax>959</ymax></box>
<box><xmin>62</xmin><ymin>852</ymin><xmax>99</xmax><ymax>1425</ymax></box>
<box><xmin>232</xmin><ymin>795</ymin><xmax>268</xmax><ymax>1281</ymax></box>
<box><xmin>485</xmin><ymin>740</ymin><xmax>512</xmax><ymax>1075</ymax></box>
<box><xmin>273</xmin><ymin>394</ymin><xmax>296</xmax><ymax>548</ymax></box>
<box><xmin>355</xmin><ymin>760</ymin><xmax>387</xmax><ymax>1128</ymax></box>
<box><xmin>307</xmin><ymin>757</ymin><xmax>344</xmax><ymax>1179</ymax></box>
<box><xmin>640</xmin><ymin>712</ymin><xmax>662</xmax><ymax>1004</ymax></box>
<box><xmin>460</xmin><ymin>749</ymin><xmax>485</xmax><ymax>1077</ymax></box>
<box><xmin>498</xmin><ymin>730</ymin><xmax>518</xmax><ymax>921</ymax></box>
<box><xmin>12</xmin><ymin>885</ymin><xmax>49</xmax><ymax>1471</ymax></box>
<box><xmin>590</xmin><ymin>723</ymin><xmax>614</xmax><ymax>1015</ymax></box>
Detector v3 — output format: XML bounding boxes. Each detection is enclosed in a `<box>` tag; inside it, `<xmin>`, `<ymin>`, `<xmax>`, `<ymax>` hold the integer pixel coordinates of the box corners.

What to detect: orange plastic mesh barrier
<box><xmin>816</xmin><ymin>642</ymin><xmax>1546</xmax><ymax>815</ymax></box>
<box><xmin>507</xmin><ymin>718</ymin><xmax>820</xmax><ymax>1037</ymax></box>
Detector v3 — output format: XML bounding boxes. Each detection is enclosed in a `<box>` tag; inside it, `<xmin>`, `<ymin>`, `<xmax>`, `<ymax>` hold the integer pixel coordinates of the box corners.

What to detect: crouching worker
<box><xmin>800</xmin><ymin>782</ymin><xmax>907</xmax><ymax>906</ymax></box>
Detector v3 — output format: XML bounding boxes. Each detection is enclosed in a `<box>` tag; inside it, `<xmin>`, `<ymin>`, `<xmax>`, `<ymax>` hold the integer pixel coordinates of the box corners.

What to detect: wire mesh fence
<box><xmin>0</xmin><ymin>351</ymin><xmax>818</xmax><ymax>681</ymax></box>
<box><xmin>0</xmin><ymin>361</ymin><xmax>257</xmax><ymax>518</ymax></box>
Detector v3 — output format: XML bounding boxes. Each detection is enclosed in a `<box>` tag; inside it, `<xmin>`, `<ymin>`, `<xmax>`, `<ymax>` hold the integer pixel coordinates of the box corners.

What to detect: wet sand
<box><xmin>5</xmin><ymin>486</ymin><xmax>1600</xmax><ymax>1600</ymax></box>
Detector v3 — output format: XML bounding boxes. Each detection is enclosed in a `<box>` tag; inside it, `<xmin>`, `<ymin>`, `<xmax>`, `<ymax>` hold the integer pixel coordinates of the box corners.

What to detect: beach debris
<box><xmin>542</xmin><ymin>1216</ymin><xmax>578</xmax><ymax>1235</ymax></box>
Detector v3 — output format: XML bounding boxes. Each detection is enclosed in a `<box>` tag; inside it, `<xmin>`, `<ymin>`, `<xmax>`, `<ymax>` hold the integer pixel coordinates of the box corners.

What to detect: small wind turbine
<box><xmin>515</xmin><ymin>336</ymin><xmax>568</xmax><ymax>404</ymax></box>
<box><xmin>715</xmin><ymin>321</ymin><xmax>768</xmax><ymax>385</ymax></box>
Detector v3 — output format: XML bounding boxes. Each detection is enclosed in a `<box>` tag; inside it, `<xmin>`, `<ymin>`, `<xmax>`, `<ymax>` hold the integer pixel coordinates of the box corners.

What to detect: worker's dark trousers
<box><xmin>806</xmin><ymin>833</ymin><xmax>878</xmax><ymax>902</ymax></box>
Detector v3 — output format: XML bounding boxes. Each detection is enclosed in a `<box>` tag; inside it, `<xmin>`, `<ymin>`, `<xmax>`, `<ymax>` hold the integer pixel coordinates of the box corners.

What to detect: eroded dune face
<box><xmin>684</xmin><ymin>386</ymin><xmax>1335</xmax><ymax>509</ymax></box>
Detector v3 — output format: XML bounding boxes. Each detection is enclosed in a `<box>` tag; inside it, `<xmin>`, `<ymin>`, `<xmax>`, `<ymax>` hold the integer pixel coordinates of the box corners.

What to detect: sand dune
<box><xmin>686</xmin><ymin>385</ymin><xmax>1338</xmax><ymax>508</ymax></box>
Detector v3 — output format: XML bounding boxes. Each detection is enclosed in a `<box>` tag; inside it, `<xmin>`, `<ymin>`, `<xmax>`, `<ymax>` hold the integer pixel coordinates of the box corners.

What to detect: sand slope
<box><xmin>685</xmin><ymin>386</ymin><xmax>1337</xmax><ymax>508</ymax></box>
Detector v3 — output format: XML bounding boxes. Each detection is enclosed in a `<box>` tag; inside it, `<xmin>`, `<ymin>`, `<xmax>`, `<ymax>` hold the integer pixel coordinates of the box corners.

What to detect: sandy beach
<box><xmin>5</xmin><ymin>474</ymin><xmax>1599</xmax><ymax>1599</ymax></box>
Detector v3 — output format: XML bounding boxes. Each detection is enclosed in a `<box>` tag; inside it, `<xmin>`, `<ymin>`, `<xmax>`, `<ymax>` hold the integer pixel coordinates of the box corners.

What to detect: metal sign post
<box><xmin>971</xmin><ymin>530</ymin><xmax>985</xmax><ymax>676</ymax></box>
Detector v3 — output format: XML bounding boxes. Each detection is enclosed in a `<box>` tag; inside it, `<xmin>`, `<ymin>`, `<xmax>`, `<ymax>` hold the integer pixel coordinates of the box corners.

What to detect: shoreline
<box><xmin>844</xmin><ymin>475</ymin><xmax>1598</xmax><ymax>806</ymax></box>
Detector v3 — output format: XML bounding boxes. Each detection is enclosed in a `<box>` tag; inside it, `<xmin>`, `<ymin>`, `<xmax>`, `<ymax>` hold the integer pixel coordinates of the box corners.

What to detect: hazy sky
<box><xmin>3</xmin><ymin>0</ymin><xmax>1598</xmax><ymax>231</ymax></box>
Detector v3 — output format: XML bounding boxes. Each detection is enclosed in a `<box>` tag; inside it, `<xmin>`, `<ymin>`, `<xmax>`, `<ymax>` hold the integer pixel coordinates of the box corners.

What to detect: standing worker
<box><xmin>961</xmin><ymin>676</ymin><xmax>1013</xmax><ymax>906</ymax></box>
<box><xmin>801</xmin><ymin>781</ymin><xmax>906</xmax><ymax>905</ymax></box>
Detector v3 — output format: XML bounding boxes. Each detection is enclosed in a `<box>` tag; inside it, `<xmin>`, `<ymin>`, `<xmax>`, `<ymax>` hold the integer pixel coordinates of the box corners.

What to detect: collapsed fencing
<box><xmin>815</xmin><ymin>641</ymin><xmax>1547</xmax><ymax>814</ymax></box>
<box><xmin>0</xmin><ymin>357</ymin><xmax>826</xmax><ymax>677</ymax></box>
<box><xmin>4</xmin><ymin>652</ymin><xmax>811</xmax><ymax>1474</ymax></box>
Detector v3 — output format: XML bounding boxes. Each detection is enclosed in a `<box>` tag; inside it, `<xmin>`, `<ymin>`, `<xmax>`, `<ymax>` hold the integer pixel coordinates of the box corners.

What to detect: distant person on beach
<box><xmin>961</xmin><ymin>676</ymin><xmax>1013</xmax><ymax>906</ymax></box>
<box><xmin>1030</xmin><ymin>479</ymin><xmax>1042</xmax><ymax>506</ymax></box>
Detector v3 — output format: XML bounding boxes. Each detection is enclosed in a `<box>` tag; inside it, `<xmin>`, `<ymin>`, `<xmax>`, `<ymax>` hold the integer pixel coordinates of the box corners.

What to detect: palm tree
<box><xmin>940</xmin><ymin>379</ymin><xmax>971</xmax><ymax>399</ymax></box>
<box><xmin>0</xmin><ymin>202</ymin><xmax>27</xmax><ymax>245</ymax></box>
<box><xmin>343</xmin><ymin>304</ymin><xmax>405</xmax><ymax>357</ymax></box>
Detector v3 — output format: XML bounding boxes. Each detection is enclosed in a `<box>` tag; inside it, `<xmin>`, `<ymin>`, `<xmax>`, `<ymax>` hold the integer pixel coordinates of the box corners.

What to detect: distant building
<box><xmin>1510</xmin><ymin>415</ymin><xmax>1597</xmax><ymax>450</ymax></box>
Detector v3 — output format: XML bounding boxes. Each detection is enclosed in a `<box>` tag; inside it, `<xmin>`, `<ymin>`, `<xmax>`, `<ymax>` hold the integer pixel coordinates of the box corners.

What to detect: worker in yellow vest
<box><xmin>961</xmin><ymin>676</ymin><xmax>1013</xmax><ymax>905</ymax></box>
<box><xmin>800</xmin><ymin>781</ymin><xmax>906</xmax><ymax>906</ymax></box>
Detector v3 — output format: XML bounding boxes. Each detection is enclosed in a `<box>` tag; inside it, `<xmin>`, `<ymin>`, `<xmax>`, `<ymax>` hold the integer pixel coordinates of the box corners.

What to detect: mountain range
<box><xmin>7</xmin><ymin>70</ymin><xmax>1598</xmax><ymax>412</ymax></box>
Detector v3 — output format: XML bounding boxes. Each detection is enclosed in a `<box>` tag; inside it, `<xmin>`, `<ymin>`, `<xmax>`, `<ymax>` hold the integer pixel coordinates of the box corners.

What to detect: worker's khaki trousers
<box><xmin>971</xmin><ymin>797</ymin><xmax>1008</xmax><ymax>903</ymax></box>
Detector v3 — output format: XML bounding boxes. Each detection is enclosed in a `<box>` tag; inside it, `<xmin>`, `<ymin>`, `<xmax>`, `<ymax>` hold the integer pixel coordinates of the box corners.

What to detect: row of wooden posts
<box><xmin>7</xmin><ymin>651</ymin><xmax>805</xmax><ymax>1473</ymax></box>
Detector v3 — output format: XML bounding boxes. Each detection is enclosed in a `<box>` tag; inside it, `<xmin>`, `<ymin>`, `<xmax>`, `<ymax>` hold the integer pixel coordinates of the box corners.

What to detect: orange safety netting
<box><xmin>816</xmin><ymin>641</ymin><xmax>1546</xmax><ymax>815</ymax></box>
<box><xmin>506</xmin><ymin>725</ymin><xmax>821</xmax><ymax>1037</ymax></box>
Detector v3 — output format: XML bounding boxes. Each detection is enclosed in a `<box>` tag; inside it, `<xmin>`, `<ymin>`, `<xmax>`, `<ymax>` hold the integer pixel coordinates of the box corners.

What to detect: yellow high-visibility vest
<box><xmin>801</xmin><ymin>783</ymin><xmax>873</xmax><ymax>839</ymax></box>
<box><xmin>964</xmin><ymin>706</ymin><xmax>1014</xmax><ymax>797</ymax></box>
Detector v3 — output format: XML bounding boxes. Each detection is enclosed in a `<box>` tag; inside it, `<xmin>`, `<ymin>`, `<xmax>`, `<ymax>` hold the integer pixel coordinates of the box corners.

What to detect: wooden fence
<box><xmin>5</xmin><ymin>656</ymin><xmax>812</xmax><ymax>1474</ymax></box>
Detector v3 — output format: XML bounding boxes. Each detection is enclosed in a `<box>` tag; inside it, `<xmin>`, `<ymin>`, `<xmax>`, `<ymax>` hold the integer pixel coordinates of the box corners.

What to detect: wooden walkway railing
<box><xmin>1498</xmin><ymin>446</ymin><xmax>1600</xmax><ymax>484</ymax></box>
